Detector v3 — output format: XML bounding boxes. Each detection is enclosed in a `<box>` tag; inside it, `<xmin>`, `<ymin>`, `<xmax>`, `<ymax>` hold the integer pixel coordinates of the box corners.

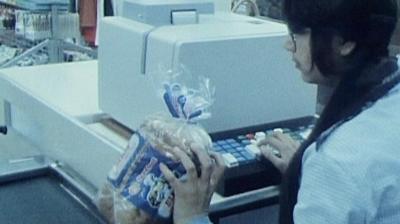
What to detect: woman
<box><xmin>160</xmin><ymin>0</ymin><xmax>400</xmax><ymax>223</ymax></box>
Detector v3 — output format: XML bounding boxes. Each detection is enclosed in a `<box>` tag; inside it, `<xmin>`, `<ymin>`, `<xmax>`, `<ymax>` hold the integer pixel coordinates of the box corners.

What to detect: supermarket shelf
<box><xmin>0</xmin><ymin>1</ymin><xmax>97</xmax><ymax>68</ymax></box>
<box><xmin>0</xmin><ymin>29</ymin><xmax>37</xmax><ymax>49</ymax></box>
<box><xmin>0</xmin><ymin>0</ymin><xmax>68</xmax><ymax>11</ymax></box>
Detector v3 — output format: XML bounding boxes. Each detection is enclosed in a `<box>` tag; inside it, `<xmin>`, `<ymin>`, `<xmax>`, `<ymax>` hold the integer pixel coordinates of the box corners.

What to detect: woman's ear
<box><xmin>339</xmin><ymin>41</ymin><xmax>356</xmax><ymax>56</ymax></box>
<box><xmin>332</xmin><ymin>36</ymin><xmax>356</xmax><ymax>56</ymax></box>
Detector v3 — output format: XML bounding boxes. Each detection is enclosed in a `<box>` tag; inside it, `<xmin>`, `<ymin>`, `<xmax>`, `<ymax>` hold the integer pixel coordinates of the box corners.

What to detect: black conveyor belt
<box><xmin>0</xmin><ymin>175</ymin><xmax>104</xmax><ymax>224</ymax></box>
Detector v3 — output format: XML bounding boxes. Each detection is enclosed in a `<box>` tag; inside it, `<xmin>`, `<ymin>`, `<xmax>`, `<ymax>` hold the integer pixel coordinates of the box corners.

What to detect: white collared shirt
<box><xmin>294</xmin><ymin>82</ymin><xmax>400</xmax><ymax>223</ymax></box>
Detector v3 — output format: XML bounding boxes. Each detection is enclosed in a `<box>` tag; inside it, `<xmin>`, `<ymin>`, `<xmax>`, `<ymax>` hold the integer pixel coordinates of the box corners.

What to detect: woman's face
<box><xmin>284</xmin><ymin>28</ymin><xmax>330</xmax><ymax>85</ymax></box>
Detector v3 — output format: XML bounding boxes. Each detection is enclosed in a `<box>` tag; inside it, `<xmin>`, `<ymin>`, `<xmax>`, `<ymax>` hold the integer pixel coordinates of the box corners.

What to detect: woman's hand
<box><xmin>160</xmin><ymin>143</ymin><xmax>225</xmax><ymax>224</ymax></box>
<box><xmin>257</xmin><ymin>131</ymin><xmax>300</xmax><ymax>173</ymax></box>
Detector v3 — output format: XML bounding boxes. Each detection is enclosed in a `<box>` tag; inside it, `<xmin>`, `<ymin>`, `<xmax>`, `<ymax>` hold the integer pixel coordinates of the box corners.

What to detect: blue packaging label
<box><xmin>108</xmin><ymin>134</ymin><xmax>147</xmax><ymax>188</ymax></box>
<box><xmin>108</xmin><ymin>134</ymin><xmax>186</xmax><ymax>221</ymax></box>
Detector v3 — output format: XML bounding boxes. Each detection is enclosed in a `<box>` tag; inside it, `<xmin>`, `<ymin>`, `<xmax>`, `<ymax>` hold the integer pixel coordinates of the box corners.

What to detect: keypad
<box><xmin>212</xmin><ymin>126</ymin><xmax>312</xmax><ymax>168</ymax></box>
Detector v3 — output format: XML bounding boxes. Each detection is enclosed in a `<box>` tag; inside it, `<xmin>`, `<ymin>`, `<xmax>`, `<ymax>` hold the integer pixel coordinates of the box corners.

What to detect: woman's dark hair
<box><xmin>280</xmin><ymin>0</ymin><xmax>398</xmax><ymax>223</ymax></box>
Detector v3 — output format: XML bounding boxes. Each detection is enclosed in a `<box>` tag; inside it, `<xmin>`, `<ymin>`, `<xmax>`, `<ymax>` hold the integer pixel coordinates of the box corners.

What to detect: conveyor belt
<box><xmin>0</xmin><ymin>176</ymin><xmax>104</xmax><ymax>224</ymax></box>
<box><xmin>0</xmin><ymin>156</ymin><xmax>106</xmax><ymax>224</ymax></box>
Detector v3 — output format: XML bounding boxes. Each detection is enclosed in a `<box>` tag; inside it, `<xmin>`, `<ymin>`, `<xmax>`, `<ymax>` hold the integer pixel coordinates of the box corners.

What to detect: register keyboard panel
<box><xmin>210</xmin><ymin>116</ymin><xmax>315</xmax><ymax>196</ymax></box>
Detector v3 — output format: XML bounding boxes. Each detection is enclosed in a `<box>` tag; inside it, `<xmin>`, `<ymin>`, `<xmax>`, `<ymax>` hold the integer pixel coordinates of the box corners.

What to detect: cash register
<box><xmin>98</xmin><ymin>0</ymin><xmax>317</xmax><ymax>196</ymax></box>
<box><xmin>0</xmin><ymin>0</ymin><xmax>317</xmax><ymax>222</ymax></box>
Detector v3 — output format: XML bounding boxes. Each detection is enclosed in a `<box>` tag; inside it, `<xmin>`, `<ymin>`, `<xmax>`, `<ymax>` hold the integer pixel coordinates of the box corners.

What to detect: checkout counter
<box><xmin>0</xmin><ymin>0</ymin><xmax>316</xmax><ymax>223</ymax></box>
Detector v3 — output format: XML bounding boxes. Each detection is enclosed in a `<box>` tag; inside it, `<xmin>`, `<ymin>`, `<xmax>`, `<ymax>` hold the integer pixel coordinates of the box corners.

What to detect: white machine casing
<box><xmin>122</xmin><ymin>0</ymin><xmax>214</xmax><ymax>26</ymax></box>
<box><xmin>98</xmin><ymin>3</ymin><xmax>317</xmax><ymax>133</ymax></box>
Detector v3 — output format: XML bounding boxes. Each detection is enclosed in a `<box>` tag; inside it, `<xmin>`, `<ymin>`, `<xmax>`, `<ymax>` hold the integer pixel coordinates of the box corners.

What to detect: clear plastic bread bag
<box><xmin>95</xmin><ymin>65</ymin><xmax>215</xmax><ymax>224</ymax></box>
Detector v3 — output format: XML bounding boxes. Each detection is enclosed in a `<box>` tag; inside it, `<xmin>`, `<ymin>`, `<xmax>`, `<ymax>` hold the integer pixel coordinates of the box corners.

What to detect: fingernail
<box><xmin>260</xmin><ymin>145</ymin><xmax>269</xmax><ymax>151</ymax></box>
<box><xmin>159</xmin><ymin>163</ymin><xmax>166</xmax><ymax>170</ymax></box>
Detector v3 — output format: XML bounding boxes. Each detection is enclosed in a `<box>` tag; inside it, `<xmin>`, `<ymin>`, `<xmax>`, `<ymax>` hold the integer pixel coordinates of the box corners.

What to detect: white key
<box><xmin>254</xmin><ymin>132</ymin><xmax>267</xmax><ymax>144</ymax></box>
<box><xmin>299</xmin><ymin>129</ymin><xmax>312</xmax><ymax>139</ymax></box>
<box><xmin>255</xmin><ymin>132</ymin><xmax>266</xmax><ymax>140</ymax></box>
<box><xmin>221</xmin><ymin>153</ymin><xmax>239</xmax><ymax>168</ymax></box>
<box><xmin>245</xmin><ymin>144</ymin><xmax>261</xmax><ymax>157</ymax></box>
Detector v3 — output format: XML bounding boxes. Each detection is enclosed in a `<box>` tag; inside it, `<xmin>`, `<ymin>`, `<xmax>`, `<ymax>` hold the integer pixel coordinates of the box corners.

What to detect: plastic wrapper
<box><xmin>95</xmin><ymin>66</ymin><xmax>214</xmax><ymax>224</ymax></box>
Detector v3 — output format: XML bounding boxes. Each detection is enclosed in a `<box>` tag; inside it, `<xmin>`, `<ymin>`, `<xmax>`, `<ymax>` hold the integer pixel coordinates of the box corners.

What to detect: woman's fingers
<box><xmin>260</xmin><ymin>136</ymin><xmax>286</xmax><ymax>153</ymax></box>
<box><xmin>160</xmin><ymin>163</ymin><xmax>178</xmax><ymax>188</ymax></box>
<box><xmin>190</xmin><ymin>143</ymin><xmax>213</xmax><ymax>182</ymax></box>
<box><xmin>259</xmin><ymin>145</ymin><xmax>285</xmax><ymax>173</ymax></box>
<box><xmin>169</xmin><ymin>147</ymin><xmax>198</xmax><ymax>180</ymax></box>
<box><xmin>272</xmin><ymin>132</ymin><xmax>300</xmax><ymax>150</ymax></box>
<box><xmin>209</xmin><ymin>152</ymin><xmax>225</xmax><ymax>188</ymax></box>
<box><xmin>258</xmin><ymin>134</ymin><xmax>298</xmax><ymax>156</ymax></box>
<box><xmin>190</xmin><ymin>144</ymin><xmax>226</xmax><ymax>186</ymax></box>
<box><xmin>257</xmin><ymin>132</ymin><xmax>301</xmax><ymax>173</ymax></box>
<box><xmin>210</xmin><ymin>151</ymin><xmax>225</xmax><ymax>169</ymax></box>
<box><xmin>161</xmin><ymin>143</ymin><xmax>226</xmax><ymax>188</ymax></box>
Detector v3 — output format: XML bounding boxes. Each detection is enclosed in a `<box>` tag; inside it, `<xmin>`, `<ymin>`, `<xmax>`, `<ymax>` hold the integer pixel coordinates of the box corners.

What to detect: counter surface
<box><xmin>0</xmin><ymin>61</ymin><xmax>279</xmax><ymax>218</ymax></box>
